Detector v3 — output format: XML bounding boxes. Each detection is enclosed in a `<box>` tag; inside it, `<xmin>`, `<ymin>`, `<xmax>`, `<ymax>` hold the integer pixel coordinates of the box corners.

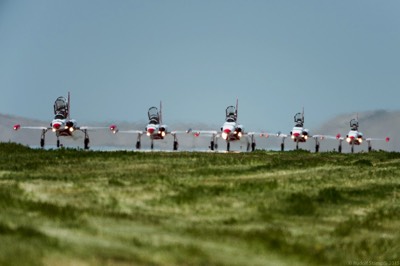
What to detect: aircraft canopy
<box><xmin>225</xmin><ymin>106</ymin><xmax>237</xmax><ymax>122</ymax></box>
<box><xmin>294</xmin><ymin>112</ymin><xmax>304</xmax><ymax>127</ymax></box>
<box><xmin>350</xmin><ymin>119</ymin><xmax>359</xmax><ymax>130</ymax></box>
<box><xmin>54</xmin><ymin>96</ymin><xmax>69</xmax><ymax>118</ymax></box>
<box><xmin>148</xmin><ymin>107</ymin><xmax>160</xmax><ymax>124</ymax></box>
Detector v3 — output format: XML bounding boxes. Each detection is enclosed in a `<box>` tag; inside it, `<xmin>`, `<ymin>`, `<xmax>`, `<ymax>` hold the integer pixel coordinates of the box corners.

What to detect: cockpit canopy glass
<box><xmin>294</xmin><ymin>112</ymin><xmax>304</xmax><ymax>127</ymax></box>
<box><xmin>54</xmin><ymin>96</ymin><xmax>68</xmax><ymax>117</ymax></box>
<box><xmin>148</xmin><ymin>107</ymin><xmax>160</xmax><ymax>124</ymax></box>
<box><xmin>225</xmin><ymin>106</ymin><xmax>237</xmax><ymax>122</ymax></box>
<box><xmin>350</xmin><ymin>119</ymin><xmax>359</xmax><ymax>130</ymax></box>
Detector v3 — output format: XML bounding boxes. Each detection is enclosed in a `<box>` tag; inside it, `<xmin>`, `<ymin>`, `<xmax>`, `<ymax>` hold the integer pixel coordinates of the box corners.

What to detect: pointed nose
<box><xmin>53</xmin><ymin>123</ymin><xmax>61</xmax><ymax>130</ymax></box>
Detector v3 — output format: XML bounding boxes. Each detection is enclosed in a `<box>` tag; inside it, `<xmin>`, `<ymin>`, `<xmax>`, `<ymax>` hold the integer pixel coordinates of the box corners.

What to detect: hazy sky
<box><xmin>1</xmin><ymin>0</ymin><xmax>399</xmax><ymax>132</ymax></box>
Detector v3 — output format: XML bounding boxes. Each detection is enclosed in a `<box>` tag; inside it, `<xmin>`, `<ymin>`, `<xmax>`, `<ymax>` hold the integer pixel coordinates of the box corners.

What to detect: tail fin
<box><xmin>159</xmin><ymin>101</ymin><xmax>163</xmax><ymax>124</ymax></box>
<box><xmin>235</xmin><ymin>98</ymin><xmax>239</xmax><ymax>121</ymax></box>
<box><xmin>67</xmin><ymin>91</ymin><xmax>71</xmax><ymax>120</ymax></box>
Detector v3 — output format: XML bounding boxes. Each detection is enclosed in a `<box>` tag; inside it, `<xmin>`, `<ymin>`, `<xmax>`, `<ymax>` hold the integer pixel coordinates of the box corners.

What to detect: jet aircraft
<box><xmin>188</xmin><ymin>99</ymin><xmax>258</xmax><ymax>152</ymax></box>
<box><xmin>110</xmin><ymin>102</ymin><xmax>186</xmax><ymax>150</ymax></box>
<box><xmin>265</xmin><ymin>108</ymin><xmax>329</xmax><ymax>152</ymax></box>
<box><xmin>13</xmin><ymin>92</ymin><xmax>112</xmax><ymax>149</ymax></box>
<box><xmin>335</xmin><ymin>115</ymin><xmax>390</xmax><ymax>153</ymax></box>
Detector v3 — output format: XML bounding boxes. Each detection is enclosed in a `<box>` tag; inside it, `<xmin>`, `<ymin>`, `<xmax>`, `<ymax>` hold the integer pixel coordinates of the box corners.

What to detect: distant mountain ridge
<box><xmin>1</xmin><ymin>110</ymin><xmax>397</xmax><ymax>152</ymax></box>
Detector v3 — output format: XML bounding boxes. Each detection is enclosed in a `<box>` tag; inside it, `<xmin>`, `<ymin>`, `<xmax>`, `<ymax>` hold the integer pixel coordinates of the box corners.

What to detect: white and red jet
<box><xmin>110</xmin><ymin>102</ymin><xmax>186</xmax><ymax>150</ymax></box>
<box><xmin>13</xmin><ymin>92</ymin><xmax>113</xmax><ymax>149</ymax></box>
<box><xmin>189</xmin><ymin>99</ymin><xmax>258</xmax><ymax>152</ymax></box>
<box><xmin>335</xmin><ymin>116</ymin><xmax>390</xmax><ymax>153</ymax></box>
<box><xmin>264</xmin><ymin>108</ymin><xmax>330</xmax><ymax>152</ymax></box>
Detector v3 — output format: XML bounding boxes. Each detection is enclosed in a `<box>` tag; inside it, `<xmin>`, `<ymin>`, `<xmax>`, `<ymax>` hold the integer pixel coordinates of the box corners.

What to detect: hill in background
<box><xmin>1</xmin><ymin>110</ymin><xmax>397</xmax><ymax>152</ymax></box>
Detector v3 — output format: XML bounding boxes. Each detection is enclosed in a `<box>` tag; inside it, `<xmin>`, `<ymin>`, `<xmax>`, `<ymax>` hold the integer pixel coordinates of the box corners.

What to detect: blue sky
<box><xmin>1</xmin><ymin>0</ymin><xmax>399</xmax><ymax>132</ymax></box>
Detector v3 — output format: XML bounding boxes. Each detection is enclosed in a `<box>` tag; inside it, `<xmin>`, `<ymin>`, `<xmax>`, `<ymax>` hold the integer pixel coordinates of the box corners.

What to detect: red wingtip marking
<box><xmin>13</xmin><ymin>124</ymin><xmax>20</xmax><ymax>130</ymax></box>
<box><xmin>336</xmin><ymin>133</ymin><xmax>341</xmax><ymax>139</ymax></box>
<box><xmin>386</xmin><ymin>137</ymin><xmax>390</xmax><ymax>142</ymax></box>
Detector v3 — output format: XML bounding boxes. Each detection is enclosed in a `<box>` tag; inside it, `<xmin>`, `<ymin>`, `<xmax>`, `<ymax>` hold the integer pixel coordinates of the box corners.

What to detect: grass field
<box><xmin>0</xmin><ymin>142</ymin><xmax>399</xmax><ymax>266</ymax></box>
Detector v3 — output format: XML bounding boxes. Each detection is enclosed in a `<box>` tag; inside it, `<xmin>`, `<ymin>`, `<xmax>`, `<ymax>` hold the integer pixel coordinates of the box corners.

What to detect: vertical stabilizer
<box><xmin>235</xmin><ymin>98</ymin><xmax>239</xmax><ymax>121</ymax></box>
<box><xmin>67</xmin><ymin>92</ymin><xmax>71</xmax><ymax>120</ymax></box>
<box><xmin>159</xmin><ymin>101</ymin><xmax>163</xmax><ymax>124</ymax></box>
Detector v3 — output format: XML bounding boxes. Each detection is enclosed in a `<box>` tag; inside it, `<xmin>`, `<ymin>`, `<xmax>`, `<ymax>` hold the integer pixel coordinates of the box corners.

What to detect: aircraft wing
<box><xmin>78</xmin><ymin>126</ymin><xmax>113</xmax><ymax>130</ymax></box>
<box><xmin>188</xmin><ymin>129</ymin><xmax>219</xmax><ymax>137</ymax></box>
<box><xmin>312</xmin><ymin>134</ymin><xmax>339</xmax><ymax>140</ymax></box>
<box><xmin>257</xmin><ymin>132</ymin><xmax>289</xmax><ymax>138</ymax></box>
<box><xmin>365</xmin><ymin>137</ymin><xmax>390</xmax><ymax>142</ymax></box>
<box><xmin>13</xmin><ymin>125</ymin><xmax>49</xmax><ymax>131</ymax></box>
<box><xmin>171</xmin><ymin>130</ymin><xmax>192</xmax><ymax>135</ymax></box>
<box><xmin>115</xmin><ymin>130</ymin><xmax>144</xmax><ymax>134</ymax></box>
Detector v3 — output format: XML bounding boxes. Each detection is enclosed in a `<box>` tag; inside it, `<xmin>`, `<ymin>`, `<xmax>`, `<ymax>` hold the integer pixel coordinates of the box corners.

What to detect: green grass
<box><xmin>1</xmin><ymin>142</ymin><xmax>400</xmax><ymax>265</ymax></box>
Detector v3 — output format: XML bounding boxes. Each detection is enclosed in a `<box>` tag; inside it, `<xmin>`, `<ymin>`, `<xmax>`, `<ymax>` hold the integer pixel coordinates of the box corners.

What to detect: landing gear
<box><xmin>57</xmin><ymin>139</ymin><xmax>60</xmax><ymax>148</ymax></box>
<box><xmin>83</xmin><ymin>129</ymin><xmax>89</xmax><ymax>150</ymax></box>
<box><xmin>250</xmin><ymin>135</ymin><xmax>256</xmax><ymax>152</ymax></box>
<box><xmin>40</xmin><ymin>129</ymin><xmax>47</xmax><ymax>148</ymax></box>
<box><xmin>150</xmin><ymin>140</ymin><xmax>154</xmax><ymax>150</ymax></box>
<box><xmin>210</xmin><ymin>134</ymin><xmax>217</xmax><ymax>151</ymax></box>
<box><xmin>367</xmin><ymin>140</ymin><xmax>372</xmax><ymax>152</ymax></box>
<box><xmin>338</xmin><ymin>140</ymin><xmax>343</xmax><ymax>153</ymax></box>
<box><xmin>280</xmin><ymin>137</ymin><xmax>286</xmax><ymax>152</ymax></box>
<box><xmin>296</xmin><ymin>140</ymin><xmax>299</xmax><ymax>150</ymax></box>
<box><xmin>315</xmin><ymin>138</ymin><xmax>320</xmax><ymax>153</ymax></box>
<box><xmin>173</xmin><ymin>134</ymin><xmax>178</xmax><ymax>151</ymax></box>
<box><xmin>136</xmin><ymin>133</ymin><xmax>142</xmax><ymax>149</ymax></box>
<box><xmin>227</xmin><ymin>141</ymin><xmax>230</xmax><ymax>152</ymax></box>
<box><xmin>351</xmin><ymin>144</ymin><xmax>354</xmax><ymax>154</ymax></box>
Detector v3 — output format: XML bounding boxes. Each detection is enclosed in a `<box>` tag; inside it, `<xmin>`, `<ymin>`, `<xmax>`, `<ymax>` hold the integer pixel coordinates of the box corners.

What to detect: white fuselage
<box><xmin>51</xmin><ymin>118</ymin><xmax>78</xmax><ymax>137</ymax></box>
<box><xmin>145</xmin><ymin>123</ymin><xmax>168</xmax><ymax>140</ymax></box>
<box><xmin>346</xmin><ymin>130</ymin><xmax>363</xmax><ymax>145</ymax></box>
<box><xmin>291</xmin><ymin>126</ymin><xmax>309</xmax><ymax>143</ymax></box>
<box><xmin>221</xmin><ymin>122</ymin><xmax>244</xmax><ymax>141</ymax></box>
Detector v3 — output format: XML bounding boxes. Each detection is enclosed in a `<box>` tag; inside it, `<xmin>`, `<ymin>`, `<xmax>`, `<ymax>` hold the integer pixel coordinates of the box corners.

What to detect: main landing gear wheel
<box><xmin>315</xmin><ymin>144</ymin><xmax>319</xmax><ymax>153</ymax></box>
<box><xmin>281</xmin><ymin>143</ymin><xmax>284</xmax><ymax>152</ymax></box>
<box><xmin>136</xmin><ymin>141</ymin><xmax>141</xmax><ymax>149</ymax></box>
<box><xmin>227</xmin><ymin>142</ymin><xmax>230</xmax><ymax>152</ymax></box>
<box><xmin>57</xmin><ymin>139</ymin><xmax>60</xmax><ymax>148</ymax></box>
<box><xmin>251</xmin><ymin>142</ymin><xmax>256</xmax><ymax>152</ymax></box>
<box><xmin>338</xmin><ymin>145</ymin><xmax>342</xmax><ymax>153</ymax></box>
<box><xmin>84</xmin><ymin>137</ymin><xmax>89</xmax><ymax>150</ymax></box>
<box><xmin>210</xmin><ymin>141</ymin><xmax>214</xmax><ymax>151</ymax></box>
<box><xmin>40</xmin><ymin>129</ymin><xmax>46</xmax><ymax>148</ymax></box>
<box><xmin>173</xmin><ymin>141</ymin><xmax>178</xmax><ymax>151</ymax></box>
